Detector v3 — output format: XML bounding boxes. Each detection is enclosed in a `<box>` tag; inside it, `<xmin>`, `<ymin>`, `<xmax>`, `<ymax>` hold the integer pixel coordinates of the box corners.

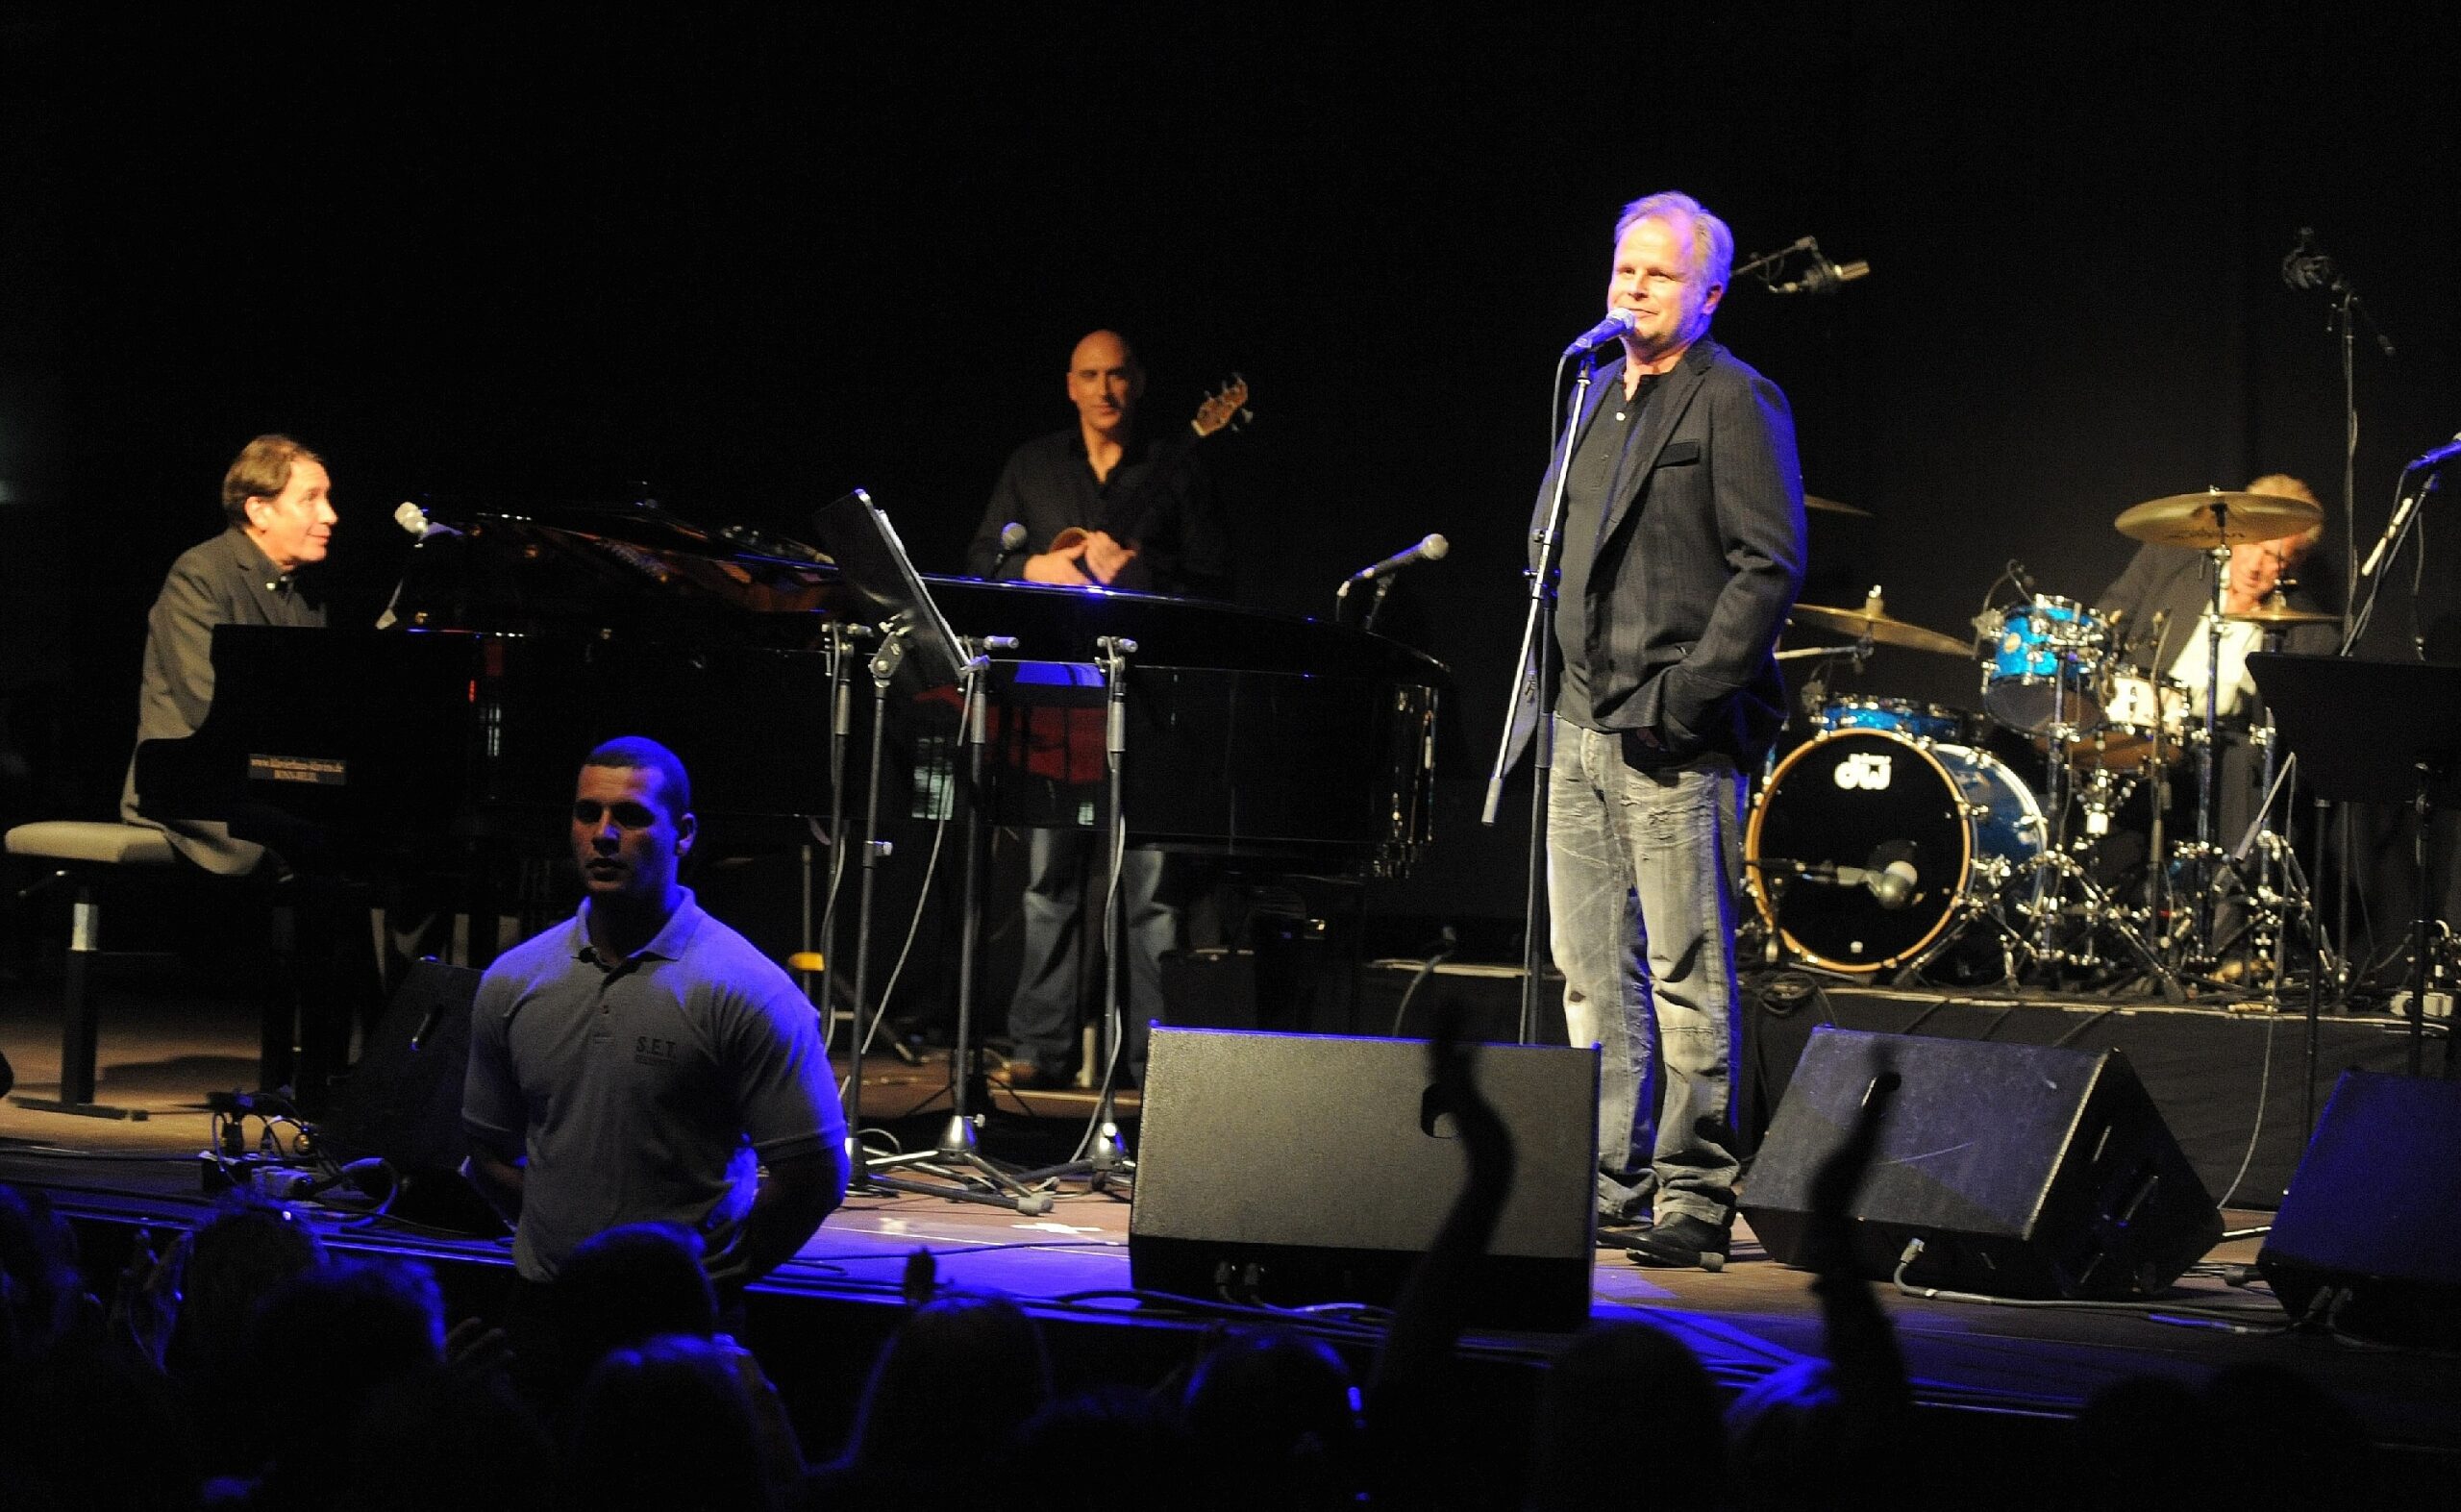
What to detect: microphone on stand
<box><xmin>2358</xmin><ymin>444</ymin><xmax>2454</xmax><ymax>582</ymax></box>
<box><xmin>1771</xmin><ymin>256</ymin><xmax>1871</xmax><ymax>296</ymax></box>
<box><xmin>992</xmin><ymin>521</ymin><xmax>1029</xmax><ymax>574</ymax></box>
<box><xmin>2402</xmin><ymin>434</ymin><xmax>2461</xmax><ymax>475</ymax></box>
<box><xmin>1341</xmin><ymin>533</ymin><xmax>1449</xmax><ymax>588</ymax></box>
<box><xmin>393</xmin><ymin>501</ymin><xmax>460</xmax><ymax>542</ymax></box>
<box><xmin>1747</xmin><ymin>855</ymin><xmax>1917</xmax><ymax>908</ymax></box>
<box><xmin>1562</xmin><ymin>310</ymin><xmax>1636</xmax><ymax>358</ymax></box>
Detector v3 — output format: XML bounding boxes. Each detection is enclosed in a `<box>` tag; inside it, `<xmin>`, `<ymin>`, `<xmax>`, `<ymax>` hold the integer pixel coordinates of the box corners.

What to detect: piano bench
<box><xmin>5</xmin><ymin>821</ymin><xmax>184</xmax><ymax>1121</ymax></box>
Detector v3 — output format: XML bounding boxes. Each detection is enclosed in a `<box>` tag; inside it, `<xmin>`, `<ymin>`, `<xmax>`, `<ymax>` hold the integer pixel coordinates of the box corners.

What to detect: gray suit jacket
<box><xmin>1530</xmin><ymin>337</ymin><xmax>1806</xmax><ymax>765</ymax></box>
<box><xmin>2094</xmin><ymin>543</ymin><xmax>2337</xmax><ymax>716</ymax></box>
<box><xmin>120</xmin><ymin>528</ymin><xmax>327</xmax><ymax>874</ymax></box>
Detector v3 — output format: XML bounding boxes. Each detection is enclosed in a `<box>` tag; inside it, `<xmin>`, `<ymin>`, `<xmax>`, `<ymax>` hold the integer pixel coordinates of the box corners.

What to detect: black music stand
<box><xmin>2248</xmin><ymin>655</ymin><xmax>2460</xmax><ymax>1117</ymax></box>
<box><xmin>808</xmin><ymin>489</ymin><xmax>1048</xmax><ymax>1213</ymax></box>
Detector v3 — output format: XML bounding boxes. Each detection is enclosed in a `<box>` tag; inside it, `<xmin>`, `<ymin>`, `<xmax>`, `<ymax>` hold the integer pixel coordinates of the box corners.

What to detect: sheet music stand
<box><xmin>2248</xmin><ymin>654</ymin><xmax>2460</xmax><ymax>1109</ymax></box>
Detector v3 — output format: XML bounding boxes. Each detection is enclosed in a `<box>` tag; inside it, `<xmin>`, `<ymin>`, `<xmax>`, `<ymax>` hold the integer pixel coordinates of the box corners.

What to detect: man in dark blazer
<box><xmin>1532</xmin><ymin>191</ymin><xmax>1805</xmax><ymax>1268</ymax></box>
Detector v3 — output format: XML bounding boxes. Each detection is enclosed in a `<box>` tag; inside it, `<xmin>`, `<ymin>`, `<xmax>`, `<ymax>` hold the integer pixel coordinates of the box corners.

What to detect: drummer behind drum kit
<box><xmin>1746</xmin><ymin>487</ymin><xmax>2334</xmax><ymax>997</ymax></box>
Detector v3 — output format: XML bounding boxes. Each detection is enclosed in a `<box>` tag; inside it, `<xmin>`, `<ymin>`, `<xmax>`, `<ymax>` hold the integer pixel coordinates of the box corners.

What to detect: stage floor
<box><xmin>3</xmin><ymin>976</ymin><xmax>2457</xmax><ymax>1472</ymax></box>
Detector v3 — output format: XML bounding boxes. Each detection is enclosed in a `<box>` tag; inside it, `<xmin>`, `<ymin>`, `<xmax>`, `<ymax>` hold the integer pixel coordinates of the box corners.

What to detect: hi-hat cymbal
<box><xmin>1788</xmin><ymin>600</ymin><xmax>1971</xmax><ymax>657</ymax></box>
<box><xmin>2222</xmin><ymin>604</ymin><xmax>2339</xmax><ymax>626</ymax></box>
<box><xmin>2114</xmin><ymin>489</ymin><xmax>2323</xmax><ymax>549</ymax></box>
<box><xmin>1805</xmin><ymin>494</ymin><xmax>1871</xmax><ymax>517</ymax></box>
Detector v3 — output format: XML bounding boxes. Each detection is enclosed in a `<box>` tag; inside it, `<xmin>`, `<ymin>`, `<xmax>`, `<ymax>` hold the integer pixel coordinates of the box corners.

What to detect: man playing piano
<box><xmin>961</xmin><ymin>330</ymin><xmax>1231</xmax><ymax>1089</ymax></box>
<box><xmin>121</xmin><ymin>434</ymin><xmax>336</xmax><ymax>875</ymax></box>
<box><xmin>462</xmin><ymin>737</ymin><xmax>849</xmax><ymax>1292</ymax></box>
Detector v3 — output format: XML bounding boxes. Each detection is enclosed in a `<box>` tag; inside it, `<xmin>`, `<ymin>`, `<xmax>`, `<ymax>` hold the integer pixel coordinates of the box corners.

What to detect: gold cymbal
<box><xmin>2114</xmin><ymin>489</ymin><xmax>2323</xmax><ymax>549</ymax></box>
<box><xmin>1804</xmin><ymin>494</ymin><xmax>1871</xmax><ymax>517</ymax></box>
<box><xmin>2222</xmin><ymin>604</ymin><xmax>2339</xmax><ymax>626</ymax></box>
<box><xmin>1787</xmin><ymin>600</ymin><xmax>1972</xmax><ymax>657</ymax></box>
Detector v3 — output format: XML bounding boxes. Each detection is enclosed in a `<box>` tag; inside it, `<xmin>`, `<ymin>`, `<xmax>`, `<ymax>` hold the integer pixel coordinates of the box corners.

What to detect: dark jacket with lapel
<box><xmin>1531</xmin><ymin>337</ymin><xmax>1806</xmax><ymax>764</ymax></box>
<box><xmin>2094</xmin><ymin>542</ymin><xmax>2337</xmax><ymax>716</ymax></box>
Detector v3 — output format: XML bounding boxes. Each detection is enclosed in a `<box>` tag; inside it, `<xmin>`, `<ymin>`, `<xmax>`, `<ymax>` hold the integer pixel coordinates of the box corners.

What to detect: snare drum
<box><xmin>2079</xmin><ymin>670</ymin><xmax>2191</xmax><ymax>770</ymax></box>
<box><xmin>1746</xmin><ymin>729</ymin><xmax>2044</xmax><ymax>973</ymax></box>
<box><xmin>1810</xmin><ymin>695</ymin><xmax>1969</xmax><ymax>744</ymax></box>
<box><xmin>1981</xmin><ymin>595</ymin><xmax>2109</xmax><ymax>734</ymax></box>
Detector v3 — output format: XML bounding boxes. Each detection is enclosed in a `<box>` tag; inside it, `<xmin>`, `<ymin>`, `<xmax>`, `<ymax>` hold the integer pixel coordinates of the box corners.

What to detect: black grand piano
<box><xmin>136</xmin><ymin>500</ymin><xmax>1451</xmax><ymax>916</ymax></box>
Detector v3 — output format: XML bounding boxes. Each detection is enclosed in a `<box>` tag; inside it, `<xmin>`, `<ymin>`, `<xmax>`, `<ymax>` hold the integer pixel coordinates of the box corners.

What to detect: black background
<box><xmin>5</xmin><ymin>6</ymin><xmax>2455</xmax><ymax>948</ymax></box>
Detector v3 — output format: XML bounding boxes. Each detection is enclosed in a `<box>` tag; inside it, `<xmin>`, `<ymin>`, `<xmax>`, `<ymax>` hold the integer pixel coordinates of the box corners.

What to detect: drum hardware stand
<box><xmin>1017</xmin><ymin>635</ymin><xmax>1141</xmax><ymax>1196</ymax></box>
<box><xmin>860</xmin><ymin>637</ymin><xmax>1054</xmax><ymax>1215</ymax></box>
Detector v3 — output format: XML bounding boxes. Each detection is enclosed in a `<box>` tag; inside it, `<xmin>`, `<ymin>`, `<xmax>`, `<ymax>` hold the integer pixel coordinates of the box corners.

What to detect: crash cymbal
<box><xmin>2222</xmin><ymin>604</ymin><xmax>2339</xmax><ymax>626</ymax></box>
<box><xmin>1804</xmin><ymin>494</ymin><xmax>1871</xmax><ymax>517</ymax></box>
<box><xmin>2114</xmin><ymin>489</ymin><xmax>2323</xmax><ymax>549</ymax></box>
<box><xmin>1788</xmin><ymin>600</ymin><xmax>1972</xmax><ymax>657</ymax></box>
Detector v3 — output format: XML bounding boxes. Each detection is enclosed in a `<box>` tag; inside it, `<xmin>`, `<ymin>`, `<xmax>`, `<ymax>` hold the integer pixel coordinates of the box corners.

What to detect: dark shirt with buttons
<box><xmin>1554</xmin><ymin>373</ymin><xmax>1665</xmax><ymax>729</ymax></box>
<box><xmin>962</xmin><ymin>429</ymin><xmax>1232</xmax><ymax>599</ymax></box>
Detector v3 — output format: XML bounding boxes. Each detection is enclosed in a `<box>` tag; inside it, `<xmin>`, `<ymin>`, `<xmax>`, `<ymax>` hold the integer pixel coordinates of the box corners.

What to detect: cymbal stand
<box><xmin>1016</xmin><ymin>634</ymin><xmax>1139</xmax><ymax>1197</ymax></box>
<box><xmin>862</xmin><ymin>637</ymin><xmax>1053</xmax><ymax>1214</ymax></box>
<box><xmin>2177</xmin><ymin>544</ymin><xmax>2233</xmax><ymax>963</ymax></box>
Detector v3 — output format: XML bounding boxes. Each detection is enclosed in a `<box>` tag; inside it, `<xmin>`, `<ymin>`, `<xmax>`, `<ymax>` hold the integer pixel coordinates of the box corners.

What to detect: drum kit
<box><xmin>1745</xmin><ymin>487</ymin><xmax>2334</xmax><ymax>996</ymax></box>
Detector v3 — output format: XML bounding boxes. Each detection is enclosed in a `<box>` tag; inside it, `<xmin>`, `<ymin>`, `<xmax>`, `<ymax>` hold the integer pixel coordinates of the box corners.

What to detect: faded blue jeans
<box><xmin>1547</xmin><ymin>718</ymin><xmax>1746</xmax><ymax>1227</ymax></box>
<box><xmin>1007</xmin><ymin>828</ymin><xmax>1177</xmax><ymax>1082</ymax></box>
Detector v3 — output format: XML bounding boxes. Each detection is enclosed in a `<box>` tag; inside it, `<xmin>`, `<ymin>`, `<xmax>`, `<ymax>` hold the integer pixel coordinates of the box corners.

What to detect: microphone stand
<box><xmin>1017</xmin><ymin>634</ymin><xmax>1140</xmax><ymax>1196</ymax></box>
<box><xmin>1481</xmin><ymin>357</ymin><xmax>1594</xmax><ymax>1042</ymax></box>
<box><xmin>862</xmin><ymin>640</ymin><xmax>1053</xmax><ymax>1214</ymax></box>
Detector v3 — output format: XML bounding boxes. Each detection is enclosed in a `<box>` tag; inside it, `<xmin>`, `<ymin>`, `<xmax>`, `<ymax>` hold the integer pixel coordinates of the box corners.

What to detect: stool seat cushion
<box><xmin>6</xmin><ymin>821</ymin><xmax>182</xmax><ymax>867</ymax></box>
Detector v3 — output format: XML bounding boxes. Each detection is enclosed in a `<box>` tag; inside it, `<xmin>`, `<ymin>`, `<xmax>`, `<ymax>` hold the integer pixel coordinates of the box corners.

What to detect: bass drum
<box><xmin>1746</xmin><ymin>730</ymin><xmax>2044</xmax><ymax>973</ymax></box>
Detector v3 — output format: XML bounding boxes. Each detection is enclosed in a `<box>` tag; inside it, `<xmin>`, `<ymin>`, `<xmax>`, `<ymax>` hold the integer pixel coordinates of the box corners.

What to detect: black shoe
<box><xmin>1596</xmin><ymin>1218</ymin><xmax>1653</xmax><ymax>1249</ymax></box>
<box><xmin>1625</xmin><ymin>1213</ymin><xmax>1729</xmax><ymax>1271</ymax></box>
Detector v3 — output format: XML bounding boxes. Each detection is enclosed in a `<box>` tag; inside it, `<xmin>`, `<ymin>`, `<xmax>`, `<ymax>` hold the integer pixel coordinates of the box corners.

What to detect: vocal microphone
<box><xmin>1772</xmin><ymin>257</ymin><xmax>1871</xmax><ymax>296</ymax></box>
<box><xmin>1345</xmin><ymin>533</ymin><xmax>1450</xmax><ymax>584</ymax></box>
<box><xmin>992</xmin><ymin>520</ymin><xmax>1030</xmax><ymax>572</ymax></box>
<box><xmin>2404</xmin><ymin>434</ymin><xmax>2461</xmax><ymax>474</ymax></box>
<box><xmin>2280</xmin><ymin>227</ymin><xmax>2342</xmax><ymax>294</ymax></box>
<box><xmin>392</xmin><ymin>501</ymin><xmax>460</xmax><ymax>542</ymax></box>
<box><xmin>1562</xmin><ymin>310</ymin><xmax>1637</xmax><ymax>358</ymax></box>
<box><xmin>2358</xmin><ymin>443</ymin><xmax>2454</xmax><ymax>581</ymax></box>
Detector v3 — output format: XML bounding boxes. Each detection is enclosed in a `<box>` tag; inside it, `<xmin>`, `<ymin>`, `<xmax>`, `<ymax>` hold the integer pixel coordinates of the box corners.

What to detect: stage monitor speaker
<box><xmin>1741</xmin><ymin>1028</ymin><xmax>2220</xmax><ymax>1299</ymax></box>
<box><xmin>2258</xmin><ymin>1071</ymin><xmax>2461</xmax><ymax>1347</ymax></box>
<box><xmin>320</xmin><ymin>958</ymin><xmax>504</xmax><ymax>1236</ymax></box>
<box><xmin>1129</xmin><ymin>1027</ymin><xmax>1598</xmax><ymax>1331</ymax></box>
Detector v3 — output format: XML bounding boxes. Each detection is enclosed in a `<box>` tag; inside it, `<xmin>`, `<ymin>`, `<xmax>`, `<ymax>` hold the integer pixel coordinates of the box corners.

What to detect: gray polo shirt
<box><xmin>463</xmin><ymin>889</ymin><xmax>847</xmax><ymax>1281</ymax></box>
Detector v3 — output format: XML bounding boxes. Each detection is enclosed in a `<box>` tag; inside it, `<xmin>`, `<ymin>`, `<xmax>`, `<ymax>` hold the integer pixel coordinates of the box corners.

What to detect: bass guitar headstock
<box><xmin>1190</xmin><ymin>375</ymin><xmax>1255</xmax><ymax>439</ymax></box>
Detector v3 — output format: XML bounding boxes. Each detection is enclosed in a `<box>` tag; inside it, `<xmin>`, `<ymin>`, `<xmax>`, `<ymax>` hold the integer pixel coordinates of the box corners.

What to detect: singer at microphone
<box><xmin>1527</xmin><ymin>190</ymin><xmax>1806</xmax><ymax>1271</ymax></box>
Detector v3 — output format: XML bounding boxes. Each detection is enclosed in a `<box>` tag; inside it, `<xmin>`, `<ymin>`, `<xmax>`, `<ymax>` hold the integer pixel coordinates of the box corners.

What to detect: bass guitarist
<box><xmin>963</xmin><ymin>328</ymin><xmax>1233</xmax><ymax>597</ymax></box>
<box><xmin>961</xmin><ymin>329</ymin><xmax>1235</xmax><ymax>1090</ymax></box>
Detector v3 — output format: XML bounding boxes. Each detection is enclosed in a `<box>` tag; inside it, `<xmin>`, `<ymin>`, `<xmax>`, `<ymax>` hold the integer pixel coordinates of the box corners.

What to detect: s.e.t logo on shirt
<box><xmin>634</xmin><ymin>1034</ymin><xmax>681</xmax><ymax>1067</ymax></box>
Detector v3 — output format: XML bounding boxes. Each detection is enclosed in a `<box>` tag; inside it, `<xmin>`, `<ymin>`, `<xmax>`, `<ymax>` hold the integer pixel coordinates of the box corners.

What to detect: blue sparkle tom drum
<box><xmin>1981</xmin><ymin>594</ymin><xmax>2109</xmax><ymax>733</ymax></box>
